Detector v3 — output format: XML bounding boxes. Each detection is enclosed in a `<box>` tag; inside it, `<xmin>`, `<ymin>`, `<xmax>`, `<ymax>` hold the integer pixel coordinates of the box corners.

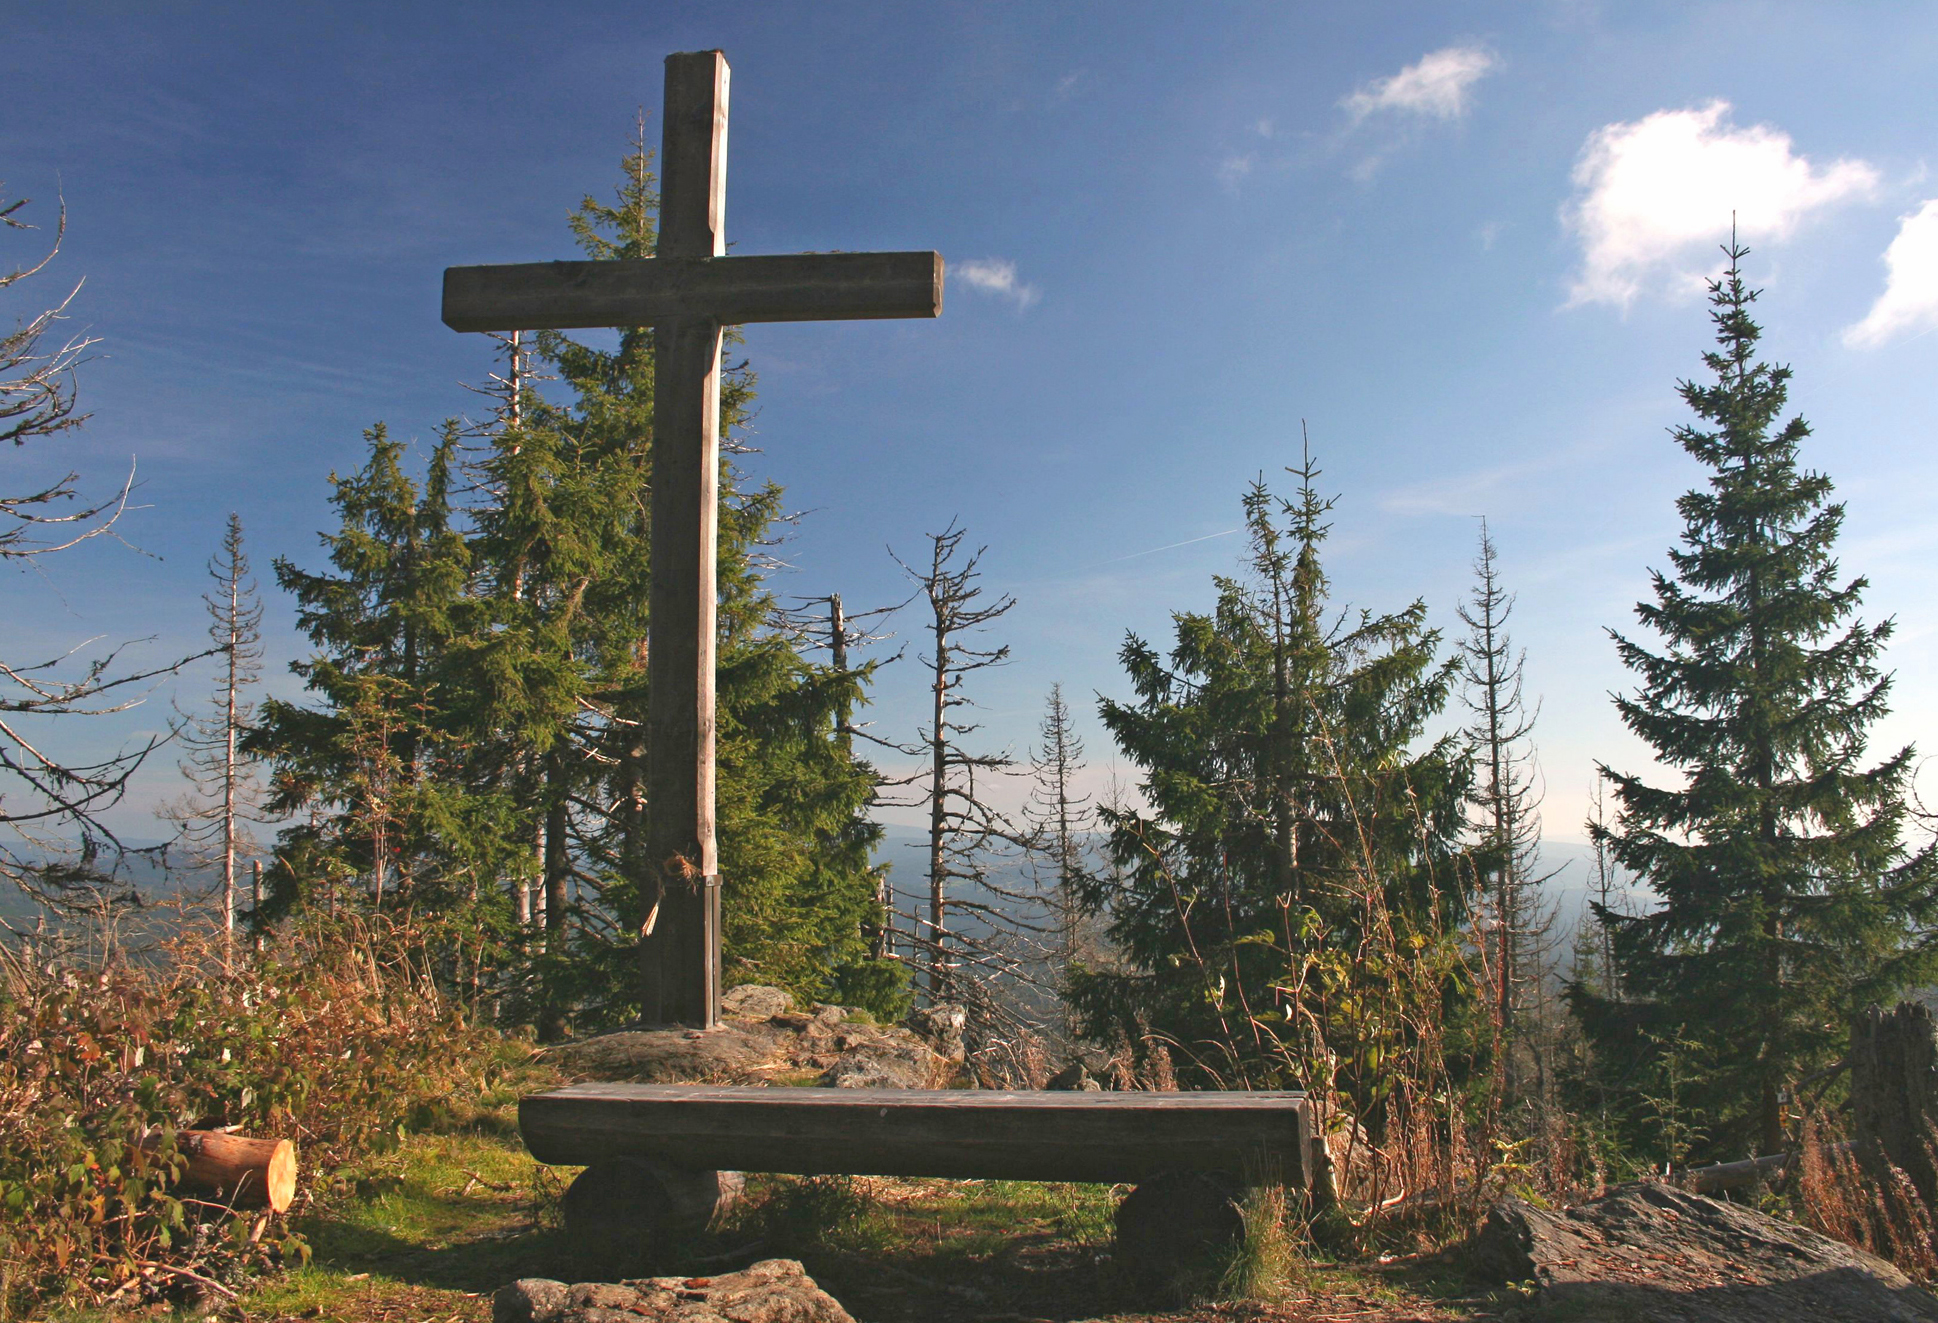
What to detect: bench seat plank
<box><xmin>520</xmin><ymin>1084</ymin><xmax>1310</xmax><ymax>1187</ymax></box>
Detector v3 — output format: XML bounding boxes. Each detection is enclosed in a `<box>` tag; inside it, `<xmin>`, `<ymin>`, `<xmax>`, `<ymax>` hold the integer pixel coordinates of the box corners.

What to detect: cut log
<box><xmin>1684</xmin><ymin>1150</ymin><xmax>1793</xmax><ymax>1195</ymax></box>
<box><xmin>146</xmin><ymin>1130</ymin><xmax>297</xmax><ymax>1212</ymax></box>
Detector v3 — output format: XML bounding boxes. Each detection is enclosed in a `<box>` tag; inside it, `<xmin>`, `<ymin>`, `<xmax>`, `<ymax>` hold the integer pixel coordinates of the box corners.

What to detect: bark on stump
<box><xmin>1113</xmin><ymin>1170</ymin><xmax>1245</xmax><ymax>1291</ymax></box>
<box><xmin>1852</xmin><ymin>1001</ymin><xmax>1938</xmax><ymax>1208</ymax></box>
<box><xmin>561</xmin><ymin>1159</ymin><xmax>743</xmax><ymax>1257</ymax></box>
<box><xmin>144</xmin><ymin>1130</ymin><xmax>297</xmax><ymax>1212</ymax></box>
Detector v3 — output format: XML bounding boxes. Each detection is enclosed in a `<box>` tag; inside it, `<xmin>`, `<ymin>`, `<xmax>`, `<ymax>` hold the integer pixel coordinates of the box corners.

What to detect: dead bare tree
<box><xmin>1456</xmin><ymin>518</ymin><xmax>1557</xmax><ymax>1101</ymax></box>
<box><xmin>161</xmin><ymin>514</ymin><xmax>267</xmax><ymax>967</ymax></box>
<box><xmin>1</xmin><ymin>187</ymin><xmax>208</xmax><ymax>928</ymax></box>
<box><xmin>882</xmin><ymin>522</ymin><xmax>1045</xmax><ymax>1024</ymax></box>
<box><xmin>1024</xmin><ymin>683</ymin><xmax>1097</xmax><ymax>959</ymax></box>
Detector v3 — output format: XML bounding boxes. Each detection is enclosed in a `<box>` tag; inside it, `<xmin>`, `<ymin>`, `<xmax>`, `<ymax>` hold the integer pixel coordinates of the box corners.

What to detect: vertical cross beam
<box><xmin>641</xmin><ymin>50</ymin><xmax>729</xmax><ymax>1027</ymax></box>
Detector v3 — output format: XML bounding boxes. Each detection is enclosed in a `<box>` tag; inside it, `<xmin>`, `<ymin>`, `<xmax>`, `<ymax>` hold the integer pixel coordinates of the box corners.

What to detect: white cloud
<box><xmin>1217</xmin><ymin>153</ymin><xmax>1254</xmax><ymax>188</ymax></box>
<box><xmin>953</xmin><ymin>258</ymin><xmax>1039</xmax><ymax>311</ymax></box>
<box><xmin>1342</xmin><ymin>45</ymin><xmax>1499</xmax><ymax>122</ymax></box>
<box><xmin>1844</xmin><ymin>200</ymin><xmax>1938</xmax><ymax>348</ymax></box>
<box><xmin>1564</xmin><ymin>100</ymin><xmax>1878</xmax><ymax>308</ymax></box>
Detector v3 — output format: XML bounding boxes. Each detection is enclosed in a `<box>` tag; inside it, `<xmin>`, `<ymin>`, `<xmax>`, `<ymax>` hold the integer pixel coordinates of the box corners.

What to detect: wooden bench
<box><xmin>522</xmin><ymin>1082</ymin><xmax>1311</xmax><ymax>1244</ymax></box>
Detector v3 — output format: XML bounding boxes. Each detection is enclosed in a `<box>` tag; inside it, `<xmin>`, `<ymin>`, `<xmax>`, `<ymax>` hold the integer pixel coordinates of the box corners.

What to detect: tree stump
<box><xmin>560</xmin><ymin>1159</ymin><xmax>743</xmax><ymax>1256</ymax></box>
<box><xmin>1114</xmin><ymin>1170</ymin><xmax>1245</xmax><ymax>1291</ymax></box>
<box><xmin>1851</xmin><ymin>1001</ymin><xmax>1938</xmax><ymax>1207</ymax></box>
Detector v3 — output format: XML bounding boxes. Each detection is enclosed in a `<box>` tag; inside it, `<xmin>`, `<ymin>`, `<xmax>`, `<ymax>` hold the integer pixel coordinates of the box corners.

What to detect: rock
<box><xmin>721</xmin><ymin>984</ymin><xmax>794</xmax><ymax>1019</ymax></box>
<box><xmin>560</xmin><ymin>1158</ymin><xmax>744</xmax><ymax>1251</ymax></box>
<box><xmin>1114</xmin><ymin>1170</ymin><xmax>1245</xmax><ymax>1289</ymax></box>
<box><xmin>544</xmin><ymin>1006</ymin><xmax>948</xmax><ymax>1088</ymax></box>
<box><xmin>1468</xmin><ymin>1181</ymin><xmax>1938</xmax><ymax>1321</ymax></box>
<box><xmin>1046</xmin><ymin>1063</ymin><xmax>1102</xmax><ymax>1091</ymax></box>
<box><xmin>496</xmin><ymin>1278</ymin><xmax>574</xmax><ymax>1323</ymax></box>
<box><xmin>905</xmin><ymin>1003</ymin><xmax>967</xmax><ymax>1062</ymax></box>
<box><xmin>494</xmin><ymin>1258</ymin><xmax>852</xmax><ymax>1323</ymax></box>
<box><xmin>819</xmin><ymin>1035</ymin><xmax>945</xmax><ymax>1089</ymax></box>
<box><xmin>545</xmin><ymin>1022</ymin><xmax>796</xmax><ymax>1084</ymax></box>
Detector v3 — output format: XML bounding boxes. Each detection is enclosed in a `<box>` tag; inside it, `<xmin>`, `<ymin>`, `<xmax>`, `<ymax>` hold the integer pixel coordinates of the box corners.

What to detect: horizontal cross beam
<box><xmin>442</xmin><ymin>251</ymin><xmax>944</xmax><ymax>332</ymax></box>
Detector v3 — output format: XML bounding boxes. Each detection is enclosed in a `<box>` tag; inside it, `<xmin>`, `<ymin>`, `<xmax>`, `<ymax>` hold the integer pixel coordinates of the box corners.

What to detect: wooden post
<box><xmin>640</xmin><ymin>51</ymin><xmax>728</xmax><ymax>1028</ymax></box>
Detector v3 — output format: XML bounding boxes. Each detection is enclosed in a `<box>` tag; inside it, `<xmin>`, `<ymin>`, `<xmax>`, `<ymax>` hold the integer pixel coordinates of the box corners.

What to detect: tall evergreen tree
<box><xmin>1575</xmin><ymin>245</ymin><xmax>1938</xmax><ymax>1160</ymax></box>
<box><xmin>250</xmin><ymin>425</ymin><xmax>518</xmax><ymax>928</ymax></box>
<box><xmin>1078</xmin><ymin>455</ymin><xmax>1468</xmax><ymax>1112</ymax></box>
<box><xmin>454</xmin><ymin>127</ymin><xmax>896</xmax><ymax>1025</ymax></box>
<box><xmin>253</xmin><ymin>128</ymin><xmax>900</xmax><ymax>1025</ymax></box>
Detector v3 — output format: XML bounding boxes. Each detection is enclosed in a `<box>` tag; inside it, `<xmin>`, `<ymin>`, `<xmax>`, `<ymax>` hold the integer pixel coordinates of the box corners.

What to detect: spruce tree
<box><xmin>250</xmin><ymin>424</ymin><xmax>517</xmax><ymax>928</ymax></box>
<box><xmin>1576</xmin><ymin>245</ymin><xmax>1938</xmax><ymax>1160</ymax></box>
<box><xmin>1079</xmin><ymin>455</ymin><xmax>1468</xmax><ymax>1110</ymax></box>
<box><xmin>460</xmin><ymin>127</ymin><xmax>896</xmax><ymax>1024</ymax></box>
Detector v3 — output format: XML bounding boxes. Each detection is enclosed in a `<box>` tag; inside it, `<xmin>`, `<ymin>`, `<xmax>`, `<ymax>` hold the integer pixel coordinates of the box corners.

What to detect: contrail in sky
<box><xmin>1077</xmin><ymin>526</ymin><xmax>1240</xmax><ymax>569</ymax></box>
<box><xmin>1049</xmin><ymin>527</ymin><xmax>1242</xmax><ymax>578</ymax></box>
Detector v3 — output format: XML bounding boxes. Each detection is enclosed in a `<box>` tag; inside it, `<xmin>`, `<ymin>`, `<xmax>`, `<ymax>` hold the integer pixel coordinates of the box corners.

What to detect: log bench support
<box><xmin>520</xmin><ymin>1083</ymin><xmax>1311</xmax><ymax>1267</ymax></box>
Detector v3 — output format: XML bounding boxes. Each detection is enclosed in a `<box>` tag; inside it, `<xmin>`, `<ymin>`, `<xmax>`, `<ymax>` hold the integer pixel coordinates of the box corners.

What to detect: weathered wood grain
<box><xmin>520</xmin><ymin>1084</ymin><xmax>1312</xmax><ymax>1188</ymax></box>
<box><xmin>442</xmin><ymin>252</ymin><xmax>945</xmax><ymax>332</ymax></box>
<box><xmin>639</xmin><ymin>50</ymin><xmax>731</xmax><ymax>1030</ymax></box>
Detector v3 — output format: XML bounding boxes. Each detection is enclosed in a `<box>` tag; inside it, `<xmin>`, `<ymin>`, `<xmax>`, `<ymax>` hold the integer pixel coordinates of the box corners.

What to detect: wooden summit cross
<box><xmin>442</xmin><ymin>50</ymin><xmax>943</xmax><ymax>1028</ymax></box>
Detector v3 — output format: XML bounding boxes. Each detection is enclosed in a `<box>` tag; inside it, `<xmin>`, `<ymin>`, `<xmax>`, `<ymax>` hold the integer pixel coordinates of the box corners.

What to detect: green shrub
<box><xmin>0</xmin><ymin>917</ymin><xmax>496</xmax><ymax>1317</ymax></box>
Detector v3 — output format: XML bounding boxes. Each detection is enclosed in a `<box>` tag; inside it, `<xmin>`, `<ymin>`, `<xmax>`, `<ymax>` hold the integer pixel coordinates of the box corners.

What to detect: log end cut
<box><xmin>173</xmin><ymin>1131</ymin><xmax>298</xmax><ymax>1212</ymax></box>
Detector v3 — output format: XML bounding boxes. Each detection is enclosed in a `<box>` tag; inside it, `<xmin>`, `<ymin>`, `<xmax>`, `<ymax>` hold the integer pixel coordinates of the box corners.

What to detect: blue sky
<box><xmin>7</xmin><ymin>2</ymin><xmax>1938</xmax><ymax>868</ymax></box>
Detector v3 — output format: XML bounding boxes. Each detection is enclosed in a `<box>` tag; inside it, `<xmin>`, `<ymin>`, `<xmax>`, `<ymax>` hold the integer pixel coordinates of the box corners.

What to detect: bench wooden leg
<box><xmin>561</xmin><ymin>1158</ymin><xmax>743</xmax><ymax>1249</ymax></box>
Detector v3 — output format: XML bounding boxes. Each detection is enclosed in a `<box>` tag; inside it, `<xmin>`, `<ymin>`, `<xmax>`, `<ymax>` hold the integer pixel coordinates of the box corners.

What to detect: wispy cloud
<box><xmin>1381</xmin><ymin>453</ymin><xmax>1564</xmax><ymax>517</ymax></box>
<box><xmin>1844</xmin><ymin>200</ymin><xmax>1938</xmax><ymax>349</ymax></box>
<box><xmin>953</xmin><ymin>257</ymin><xmax>1039</xmax><ymax>311</ymax></box>
<box><xmin>1564</xmin><ymin>101</ymin><xmax>1877</xmax><ymax>308</ymax></box>
<box><xmin>1342</xmin><ymin>45</ymin><xmax>1499</xmax><ymax>122</ymax></box>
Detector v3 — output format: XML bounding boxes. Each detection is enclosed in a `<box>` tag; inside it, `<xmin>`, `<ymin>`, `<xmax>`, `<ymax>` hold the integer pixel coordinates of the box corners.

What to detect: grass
<box><xmin>32</xmin><ymin>1062</ymin><xmax>1486</xmax><ymax>1323</ymax></box>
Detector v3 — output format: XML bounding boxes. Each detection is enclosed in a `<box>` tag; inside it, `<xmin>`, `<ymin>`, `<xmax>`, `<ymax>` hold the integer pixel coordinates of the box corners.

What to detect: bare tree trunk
<box><xmin>539</xmin><ymin>749</ymin><xmax>571</xmax><ymax>1041</ymax></box>
<box><xmin>222</xmin><ymin>567</ymin><xmax>240</xmax><ymax>968</ymax></box>
<box><xmin>928</xmin><ymin>596</ymin><xmax>950</xmax><ymax>1000</ymax></box>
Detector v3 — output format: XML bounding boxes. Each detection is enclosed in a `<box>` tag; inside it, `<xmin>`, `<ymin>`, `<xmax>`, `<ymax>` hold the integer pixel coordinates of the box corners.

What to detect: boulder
<box><xmin>543</xmin><ymin>1007</ymin><xmax>947</xmax><ymax>1089</ymax></box>
<box><xmin>1468</xmin><ymin>1181</ymin><xmax>1938</xmax><ymax>1322</ymax></box>
<box><xmin>819</xmin><ymin>1035</ymin><xmax>945</xmax><ymax>1089</ymax></box>
<box><xmin>545</xmin><ymin>1022</ymin><xmax>796</xmax><ymax>1084</ymax></box>
<box><xmin>494</xmin><ymin>1258</ymin><xmax>852</xmax><ymax>1323</ymax></box>
<box><xmin>905</xmin><ymin>1003</ymin><xmax>967</xmax><ymax>1063</ymax></box>
<box><xmin>721</xmin><ymin>984</ymin><xmax>794</xmax><ymax>1019</ymax></box>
